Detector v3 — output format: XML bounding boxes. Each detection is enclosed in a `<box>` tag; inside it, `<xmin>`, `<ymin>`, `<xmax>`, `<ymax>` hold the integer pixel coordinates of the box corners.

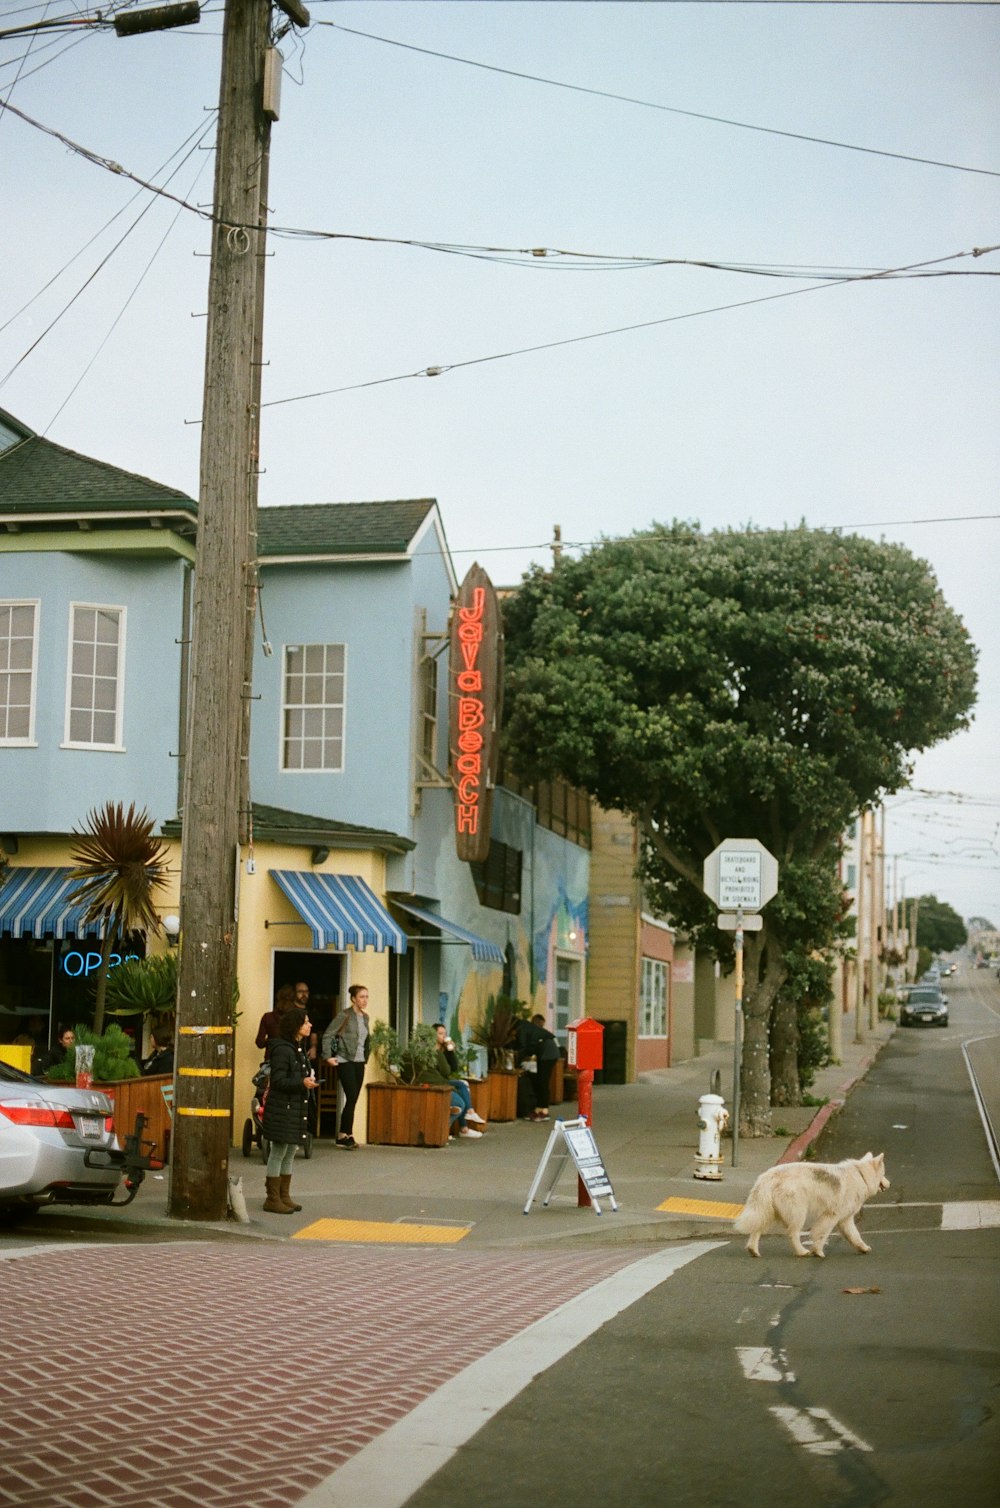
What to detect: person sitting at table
<box><xmin>433</xmin><ymin>1024</ymin><xmax>486</xmax><ymax>1127</ymax></box>
<box><xmin>141</xmin><ymin>1023</ymin><xmax>174</xmax><ymax>1076</ymax></box>
<box><xmin>419</xmin><ymin>1034</ymin><xmax>481</xmax><ymax>1138</ymax></box>
<box><xmin>35</xmin><ymin>1025</ymin><xmax>75</xmax><ymax>1077</ymax></box>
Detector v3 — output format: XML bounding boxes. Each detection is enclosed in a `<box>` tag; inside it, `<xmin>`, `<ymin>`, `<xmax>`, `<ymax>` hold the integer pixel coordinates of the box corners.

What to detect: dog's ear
<box><xmin>862</xmin><ymin>1152</ymin><xmax>873</xmax><ymax>1162</ymax></box>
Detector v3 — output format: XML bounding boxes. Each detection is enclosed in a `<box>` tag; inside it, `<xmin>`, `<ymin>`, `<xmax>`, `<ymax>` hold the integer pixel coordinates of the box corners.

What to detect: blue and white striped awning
<box><xmin>390</xmin><ymin>899</ymin><xmax>505</xmax><ymax>965</ymax></box>
<box><xmin>0</xmin><ymin>867</ymin><xmax>104</xmax><ymax>940</ymax></box>
<box><xmin>270</xmin><ymin>871</ymin><xmax>407</xmax><ymax>953</ymax></box>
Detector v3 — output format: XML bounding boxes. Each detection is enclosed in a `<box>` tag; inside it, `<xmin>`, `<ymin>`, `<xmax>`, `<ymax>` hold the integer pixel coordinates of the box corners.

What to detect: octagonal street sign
<box><xmin>703</xmin><ymin>838</ymin><xmax>779</xmax><ymax>913</ymax></box>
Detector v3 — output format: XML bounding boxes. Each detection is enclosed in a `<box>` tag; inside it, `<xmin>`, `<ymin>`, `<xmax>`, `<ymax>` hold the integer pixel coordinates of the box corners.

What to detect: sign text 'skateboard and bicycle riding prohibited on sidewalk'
<box><xmin>524</xmin><ymin>1117</ymin><xmax>618</xmax><ymax>1215</ymax></box>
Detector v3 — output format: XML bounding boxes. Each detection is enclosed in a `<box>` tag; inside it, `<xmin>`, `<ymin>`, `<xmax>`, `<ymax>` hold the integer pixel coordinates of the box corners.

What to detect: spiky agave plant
<box><xmin>70</xmin><ymin>802</ymin><xmax>172</xmax><ymax>1034</ymax></box>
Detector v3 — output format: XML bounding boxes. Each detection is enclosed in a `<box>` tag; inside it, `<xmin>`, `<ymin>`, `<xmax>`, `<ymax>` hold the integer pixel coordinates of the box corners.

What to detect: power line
<box><xmin>319</xmin><ymin>18</ymin><xmax>1000</xmax><ymax>180</ymax></box>
<box><xmin>257</xmin><ymin>244</ymin><xmax>999</xmax><ymax>413</ymax></box>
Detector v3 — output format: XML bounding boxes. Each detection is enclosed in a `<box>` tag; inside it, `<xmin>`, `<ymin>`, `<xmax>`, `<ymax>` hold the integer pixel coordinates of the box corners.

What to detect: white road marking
<box><xmin>940</xmin><ymin>1201</ymin><xmax>1000</xmax><ymax>1229</ymax></box>
<box><xmin>297</xmin><ymin>1241</ymin><xmax>720</xmax><ymax>1508</ymax></box>
<box><xmin>770</xmin><ymin>1405</ymin><xmax>873</xmax><ymax>1456</ymax></box>
<box><xmin>736</xmin><ymin>1346</ymin><xmax>796</xmax><ymax>1383</ymax></box>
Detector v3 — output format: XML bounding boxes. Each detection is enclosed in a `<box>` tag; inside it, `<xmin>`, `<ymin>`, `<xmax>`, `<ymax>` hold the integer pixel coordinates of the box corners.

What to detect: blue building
<box><xmin>0</xmin><ymin>412</ymin><xmax>590</xmax><ymax>1132</ymax></box>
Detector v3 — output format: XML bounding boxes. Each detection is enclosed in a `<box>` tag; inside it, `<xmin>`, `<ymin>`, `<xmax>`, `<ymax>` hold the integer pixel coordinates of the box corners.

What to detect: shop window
<box><xmin>471</xmin><ymin>840</ymin><xmax>522</xmax><ymax>915</ymax></box>
<box><xmin>0</xmin><ymin>600</ymin><xmax>38</xmax><ymax>744</ymax></box>
<box><xmin>64</xmin><ymin>604</ymin><xmax>124</xmax><ymax>749</ymax></box>
<box><xmin>639</xmin><ymin>957</ymin><xmax>668</xmax><ymax>1037</ymax></box>
<box><xmin>498</xmin><ymin>758</ymin><xmax>591</xmax><ymax>849</ymax></box>
<box><xmin>282</xmin><ymin>643</ymin><xmax>345</xmax><ymax>771</ymax></box>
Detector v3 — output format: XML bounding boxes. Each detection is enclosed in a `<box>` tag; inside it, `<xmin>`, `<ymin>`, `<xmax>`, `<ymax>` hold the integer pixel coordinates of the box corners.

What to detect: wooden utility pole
<box><xmin>169</xmin><ymin>0</ymin><xmax>274</xmax><ymax>1220</ymax></box>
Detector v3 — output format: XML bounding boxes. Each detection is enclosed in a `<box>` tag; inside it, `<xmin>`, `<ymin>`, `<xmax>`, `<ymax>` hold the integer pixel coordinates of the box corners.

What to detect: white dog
<box><xmin>734</xmin><ymin>1152</ymin><xmax>890</xmax><ymax>1258</ymax></box>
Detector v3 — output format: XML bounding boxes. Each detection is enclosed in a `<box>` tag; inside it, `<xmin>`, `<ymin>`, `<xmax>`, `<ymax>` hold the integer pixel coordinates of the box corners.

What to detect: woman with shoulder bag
<box><xmin>262</xmin><ymin>1006</ymin><xmax>317</xmax><ymax>1213</ymax></box>
<box><xmin>321</xmin><ymin>983</ymin><xmax>370</xmax><ymax>1149</ymax></box>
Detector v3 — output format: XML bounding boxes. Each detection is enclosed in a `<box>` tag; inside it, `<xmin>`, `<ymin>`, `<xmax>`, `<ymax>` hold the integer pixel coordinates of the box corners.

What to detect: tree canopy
<box><xmin>905</xmin><ymin>894</ymin><xmax>968</xmax><ymax>956</ymax></box>
<box><xmin>503</xmin><ymin>523</ymin><xmax>977</xmax><ymax>1130</ymax></box>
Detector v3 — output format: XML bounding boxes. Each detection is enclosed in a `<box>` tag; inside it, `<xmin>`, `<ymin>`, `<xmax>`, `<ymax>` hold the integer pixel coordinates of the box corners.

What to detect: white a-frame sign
<box><xmin>523</xmin><ymin>1117</ymin><xmax>619</xmax><ymax>1216</ymax></box>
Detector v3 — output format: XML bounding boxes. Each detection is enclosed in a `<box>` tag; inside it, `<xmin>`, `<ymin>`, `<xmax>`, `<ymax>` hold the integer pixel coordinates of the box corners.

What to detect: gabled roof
<box><xmin>0</xmin><ymin>408</ymin><xmax>196</xmax><ymax>520</ymax></box>
<box><xmin>257</xmin><ymin>500</ymin><xmax>437</xmax><ymax>558</ymax></box>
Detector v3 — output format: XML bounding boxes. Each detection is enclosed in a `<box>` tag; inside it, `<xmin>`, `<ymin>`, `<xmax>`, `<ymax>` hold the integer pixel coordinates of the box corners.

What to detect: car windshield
<box><xmin>908</xmin><ymin>991</ymin><xmax>942</xmax><ymax>1003</ymax></box>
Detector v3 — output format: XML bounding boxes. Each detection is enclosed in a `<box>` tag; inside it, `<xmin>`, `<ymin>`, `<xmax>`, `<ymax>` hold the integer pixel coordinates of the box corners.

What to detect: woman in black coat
<box><xmin>261</xmin><ymin>1006</ymin><xmax>316</xmax><ymax>1215</ymax></box>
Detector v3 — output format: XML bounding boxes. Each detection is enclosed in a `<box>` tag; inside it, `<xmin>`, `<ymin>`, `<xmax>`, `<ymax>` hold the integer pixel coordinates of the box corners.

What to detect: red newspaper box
<box><xmin>566</xmin><ymin>1017</ymin><xmax>604</xmax><ymax>1072</ymax></box>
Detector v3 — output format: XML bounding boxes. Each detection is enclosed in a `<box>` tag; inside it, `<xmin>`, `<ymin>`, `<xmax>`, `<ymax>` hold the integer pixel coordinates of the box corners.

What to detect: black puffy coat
<box><xmin>261</xmin><ymin>1037</ymin><xmax>311</xmax><ymax>1146</ymax></box>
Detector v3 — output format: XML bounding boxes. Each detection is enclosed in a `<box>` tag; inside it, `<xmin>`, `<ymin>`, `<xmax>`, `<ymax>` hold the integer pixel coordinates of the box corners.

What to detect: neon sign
<box><xmin>61</xmin><ymin>951</ymin><xmax>140</xmax><ymax>978</ymax></box>
<box><xmin>449</xmin><ymin>563</ymin><xmax>502</xmax><ymax>864</ymax></box>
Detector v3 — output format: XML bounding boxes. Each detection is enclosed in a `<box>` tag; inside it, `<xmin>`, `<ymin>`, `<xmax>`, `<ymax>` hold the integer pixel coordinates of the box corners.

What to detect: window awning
<box><xmin>270</xmin><ymin>871</ymin><xmax>407</xmax><ymax>953</ymax></box>
<box><xmin>390</xmin><ymin>899</ymin><xmax>505</xmax><ymax>964</ymax></box>
<box><xmin>0</xmin><ymin>867</ymin><xmax>103</xmax><ymax>940</ymax></box>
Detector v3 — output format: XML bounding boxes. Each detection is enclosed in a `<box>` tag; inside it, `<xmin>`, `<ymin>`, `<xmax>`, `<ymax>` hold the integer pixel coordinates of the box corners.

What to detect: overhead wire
<box><xmin>318</xmin><ymin>18</ymin><xmax>1000</xmax><ymax>181</ymax></box>
<box><xmin>257</xmin><ymin>244</ymin><xmax>999</xmax><ymax>413</ymax></box>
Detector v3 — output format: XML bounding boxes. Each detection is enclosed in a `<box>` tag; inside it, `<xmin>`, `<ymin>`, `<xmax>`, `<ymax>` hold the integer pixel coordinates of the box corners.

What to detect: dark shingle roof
<box><xmin>257</xmin><ymin>500</ymin><xmax>436</xmax><ymax>558</ymax></box>
<box><xmin>161</xmin><ymin>803</ymin><xmax>414</xmax><ymax>854</ymax></box>
<box><xmin>0</xmin><ymin>409</ymin><xmax>196</xmax><ymax>517</ymax></box>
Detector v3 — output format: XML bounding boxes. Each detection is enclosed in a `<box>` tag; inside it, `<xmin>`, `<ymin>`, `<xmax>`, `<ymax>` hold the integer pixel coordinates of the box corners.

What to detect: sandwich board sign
<box><xmin>523</xmin><ymin>1117</ymin><xmax>618</xmax><ymax>1216</ymax></box>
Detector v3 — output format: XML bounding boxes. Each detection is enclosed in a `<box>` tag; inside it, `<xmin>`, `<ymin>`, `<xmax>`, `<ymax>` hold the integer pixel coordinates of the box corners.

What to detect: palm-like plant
<box><xmin>70</xmin><ymin>802</ymin><xmax>172</xmax><ymax>1034</ymax></box>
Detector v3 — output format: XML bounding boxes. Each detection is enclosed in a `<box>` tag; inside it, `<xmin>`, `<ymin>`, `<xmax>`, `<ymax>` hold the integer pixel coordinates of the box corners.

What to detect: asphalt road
<box><xmin>399</xmin><ymin>973</ymin><xmax>1000</xmax><ymax>1508</ymax></box>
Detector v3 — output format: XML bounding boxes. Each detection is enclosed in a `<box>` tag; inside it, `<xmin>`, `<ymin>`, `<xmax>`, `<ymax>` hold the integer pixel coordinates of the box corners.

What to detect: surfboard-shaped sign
<box><xmin>449</xmin><ymin>563</ymin><xmax>503</xmax><ymax>863</ymax></box>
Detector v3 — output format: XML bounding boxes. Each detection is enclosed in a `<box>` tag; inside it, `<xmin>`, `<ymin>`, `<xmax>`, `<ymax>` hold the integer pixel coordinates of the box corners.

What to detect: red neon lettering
<box><xmin>458</xmin><ymin>588</ymin><xmax>485</xmax><ymax>625</ymax></box>
<box><xmin>458</xmin><ymin>698</ymin><xmax>485</xmax><ymax>731</ymax></box>
<box><xmin>456</xmin><ymin>804</ymin><xmax>479</xmax><ymax>834</ymax></box>
<box><xmin>457</xmin><ymin>669</ymin><xmax>482</xmax><ymax>692</ymax></box>
<box><xmin>457</xmin><ymin>774</ymin><xmax>479</xmax><ymax>803</ymax></box>
<box><xmin>458</xmin><ymin>619</ymin><xmax>484</xmax><ymax>645</ymax></box>
<box><xmin>457</xmin><ymin>752</ymin><xmax>481</xmax><ymax>776</ymax></box>
<box><xmin>458</xmin><ymin>729</ymin><xmax>483</xmax><ymax>753</ymax></box>
<box><xmin>460</xmin><ymin>639</ymin><xmax>481</xmax><ymax>672</ymax></box>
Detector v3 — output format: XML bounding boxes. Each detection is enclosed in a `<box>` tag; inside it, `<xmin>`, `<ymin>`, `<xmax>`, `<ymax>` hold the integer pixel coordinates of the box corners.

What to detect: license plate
<box><xmin>76</xmin><ymin>1116</ymin><xmax>104</xmax><ymax>1139</ymax></box>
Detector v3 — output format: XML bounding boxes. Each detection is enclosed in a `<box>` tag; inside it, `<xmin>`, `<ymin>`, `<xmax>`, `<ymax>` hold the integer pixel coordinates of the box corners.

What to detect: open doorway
<box><xmin>271</xmin><ymin>950</ymin><xmax>343</xmax><ymax>1052</ymax></box>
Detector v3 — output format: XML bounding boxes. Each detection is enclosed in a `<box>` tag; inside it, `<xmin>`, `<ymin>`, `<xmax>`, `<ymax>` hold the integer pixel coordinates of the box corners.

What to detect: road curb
<box><xmin>778</xmin><ymin>1027</ymin><xmax>894</xmax><ymax>1164</ymax></box>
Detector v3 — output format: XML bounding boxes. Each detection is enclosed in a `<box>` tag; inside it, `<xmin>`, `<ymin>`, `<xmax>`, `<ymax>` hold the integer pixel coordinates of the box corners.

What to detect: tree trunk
<box><xmin>769</xmin><ymin>992</ymin><xmax>800</xmax><ymax>1107</ymax></box>
<box><xmin>92</xmin><ymin>930</ymin><xmax>115</xmax><ymax>1036</ymax></box>
<box><xmin>739</xmin><ymin>932</ymin><xmax>786</xmax><ymax>1136</ymax></box>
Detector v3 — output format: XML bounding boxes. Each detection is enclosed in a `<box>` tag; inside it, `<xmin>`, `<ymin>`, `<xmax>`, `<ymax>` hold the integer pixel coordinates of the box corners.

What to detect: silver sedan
<box><xmin>0</xmin><ymin>1062</ymin><xmax>123</xmax><ymax>1207</ymax></box>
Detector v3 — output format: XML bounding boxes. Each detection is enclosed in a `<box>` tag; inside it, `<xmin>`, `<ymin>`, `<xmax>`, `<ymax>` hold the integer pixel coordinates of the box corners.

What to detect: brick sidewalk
<box><xmin>2</xmin><ymin>1242</ymin><xmax>644</xmax><ymax>1508</ymax></box>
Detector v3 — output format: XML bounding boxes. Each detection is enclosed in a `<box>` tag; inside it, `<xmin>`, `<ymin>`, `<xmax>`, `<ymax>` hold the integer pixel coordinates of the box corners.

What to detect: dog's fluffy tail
<box><xmin>732</xmin><ymin>1185</ymin><xmax>766</xmax><ymax>1234</ymax></box>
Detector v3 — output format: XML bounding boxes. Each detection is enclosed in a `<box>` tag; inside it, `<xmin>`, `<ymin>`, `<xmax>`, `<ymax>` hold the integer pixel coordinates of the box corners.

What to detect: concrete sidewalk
<box><xmin>56</xmin><ymin>1012</ymin><xmax>894</xmax><ymax>1249</ymax></box>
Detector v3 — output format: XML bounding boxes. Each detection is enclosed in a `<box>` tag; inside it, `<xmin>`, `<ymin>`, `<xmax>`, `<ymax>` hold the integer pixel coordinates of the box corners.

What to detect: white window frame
<box><xmin>639</xmin><ymin>957</ymin><xmax>669</xmax><ymax>1038</ymax></box>
<box><xmin>62</xmin><ymin>602</ymin><xmax>126</xmax><ymax>751</ymax></box>
<box><xmin>280</xmin><ymin>642</ymin><xmax>347</xmax><ymax>773</ymax></box>
<box><xmin>0</xmin><ymin>599</ymin><xmax>40</xmax><ymax>746</ymax></box>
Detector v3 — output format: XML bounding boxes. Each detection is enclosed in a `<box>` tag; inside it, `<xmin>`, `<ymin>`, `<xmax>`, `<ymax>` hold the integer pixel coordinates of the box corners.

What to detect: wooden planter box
<box><xmin>97</xmin><ymin>1075</ymin><xmax>173</xmax><ymax>1160</ymax></box>
<box><xmin>366</xmin><ymin>1082</ymin><xmax>453</xmax><ymax>1148</ymax></box>
<box><xmin>487</xmin><ymin>1069</ymin><xmax>520</xmax><ymax>1122</ymax></box>
<box><xmin>468</xmin><ymin>1078</ymin><xmax>491</xmax><ymax>1128</ymax></box>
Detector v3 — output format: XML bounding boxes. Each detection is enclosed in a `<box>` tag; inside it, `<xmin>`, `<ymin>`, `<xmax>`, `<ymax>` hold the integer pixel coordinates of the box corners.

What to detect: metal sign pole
<box><xmin>732</xmin><ymin>906</ymin><xmax>743</xmax><ymax>1167</ymax></box>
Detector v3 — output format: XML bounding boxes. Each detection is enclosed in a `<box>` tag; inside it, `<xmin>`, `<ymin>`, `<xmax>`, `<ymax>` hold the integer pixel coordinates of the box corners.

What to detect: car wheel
<box><xmin>241</xmin><ymin>1119</ymin><xmax>254</xmax><ymax>1157</ymax></box>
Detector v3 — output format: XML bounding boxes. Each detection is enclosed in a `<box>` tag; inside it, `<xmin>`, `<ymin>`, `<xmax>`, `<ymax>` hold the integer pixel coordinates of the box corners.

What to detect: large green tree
<box><xmin>503</xmin><ymin>524</ymin><xmax>977</xmax><ymax>1133</ymax></box>
<box><xmin>904</xmin><ymin>894</ymin><xmax>968</xmax><ymax>956</ymax></box>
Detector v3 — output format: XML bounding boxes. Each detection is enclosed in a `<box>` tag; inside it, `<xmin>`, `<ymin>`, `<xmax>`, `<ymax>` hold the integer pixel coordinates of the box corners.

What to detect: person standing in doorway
<box><xmin>262</xmin><ymin>1006</ymin><xmax>316</xmax><ymax>1213</ymax></box>
<box><xmin>322</xmin><ymin>984</ymin><xmax>370</xmax><ymax>1149</ymax></box>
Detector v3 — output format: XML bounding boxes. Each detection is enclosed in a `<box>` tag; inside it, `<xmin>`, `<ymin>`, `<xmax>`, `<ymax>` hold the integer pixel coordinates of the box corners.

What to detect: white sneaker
<box><xmin>466</xmin><ymin>1109</ymin><xmax>486</xmax><ymax>1124</ymax></box>
<box><xmin>459</xmin><ymin>1127</ymin><xmax>483</xmax><ymax>1138</ymax></box>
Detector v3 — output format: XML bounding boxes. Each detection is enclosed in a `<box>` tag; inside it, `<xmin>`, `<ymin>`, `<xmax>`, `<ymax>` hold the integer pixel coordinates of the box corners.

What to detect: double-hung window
<box><xmin>0</xmin><ymin>600</ymin><xmax>38</xmax><ymax>744</ymax></box>
<box><xmin>65</xmin><ymin>604</ymin><xmax>125</xmax><ymax>749</ymax></box>
<box><xmin>282</xmin><ymin>643</ymin><xmax>345</xmax><ymax>771</ymax></box>
<box><xmin>639</xmin><ymin>957</ymin><xmax>668</xmax><ymax>1038</ymax></box>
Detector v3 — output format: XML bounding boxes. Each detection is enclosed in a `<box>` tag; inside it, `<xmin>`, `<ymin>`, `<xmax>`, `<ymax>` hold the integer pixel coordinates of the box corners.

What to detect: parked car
<box><xmin>899</xmin><ymin>986</ymin><xmax>949</xmax><ymax>1028</ymax></box>
<box><xmin>0</xmin><ymin>1061</ymin><xmax>123</xmax><ymax>1208</ymax></box>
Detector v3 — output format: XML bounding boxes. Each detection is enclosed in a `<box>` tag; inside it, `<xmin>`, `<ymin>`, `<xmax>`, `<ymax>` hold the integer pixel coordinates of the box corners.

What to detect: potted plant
<box><xmin>44</xmin><ymin>1022</ymin><xmax>172</xmax><ymax>1159</ymax></box>
<box><xmin>472</xmin><ymin>995</ymin><xmax>528</xmax><ymax>1122</ymax></box>
<box><xmin>366</xmin><ymin>1023</ymin><xmax>454</xmax><ymax>1147</ymax></box>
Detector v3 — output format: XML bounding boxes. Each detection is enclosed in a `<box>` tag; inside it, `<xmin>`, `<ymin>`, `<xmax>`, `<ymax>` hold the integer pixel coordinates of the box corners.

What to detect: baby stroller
<box><xmin>241</xmin><ymin>1060</ymin><xmax>314</xmax><ymax>1161</ymax></box>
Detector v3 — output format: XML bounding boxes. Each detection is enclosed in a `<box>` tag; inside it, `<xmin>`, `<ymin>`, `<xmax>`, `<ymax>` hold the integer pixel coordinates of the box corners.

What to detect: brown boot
<box><xmin>278</xmin><ymin>1174</ymin><xmax>301</xmax><ymax>1212</ymax></box>
<box><xmin>263</xmin><ymin>1176</ymin><xmax>291</xmax><ymax>1214</ymax></box>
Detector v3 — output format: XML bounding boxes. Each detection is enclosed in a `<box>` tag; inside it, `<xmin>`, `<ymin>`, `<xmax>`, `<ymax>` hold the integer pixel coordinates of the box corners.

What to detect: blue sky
<box><xmin>2</xmin><ymin>1</ymin><xmax>998</xmax><ymax>923</ymax></box>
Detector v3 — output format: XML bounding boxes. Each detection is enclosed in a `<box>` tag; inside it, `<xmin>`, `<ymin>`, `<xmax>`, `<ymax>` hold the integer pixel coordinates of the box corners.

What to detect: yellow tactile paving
<box><xmin>293</xmin><ymin>1218</ymin><xmax>472</xmax><ymax>1244</ymax></box>
<box><xmin>657</xmin><ymin>1196</ymin><xmax>745</xmax><ymax>1219</ymax></box>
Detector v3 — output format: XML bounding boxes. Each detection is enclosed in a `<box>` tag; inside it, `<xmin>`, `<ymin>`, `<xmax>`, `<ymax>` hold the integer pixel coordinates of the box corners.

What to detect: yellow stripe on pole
<box><xmin>178</xmin><ymin>1067</ymin><xmax>231</xmax><ymax>1078</ymax></box>
<box><xmin>178</xmin><ymin>1025</ymin><xmax>233</xmax><ymax>1035</ymax></box>
<box><xmin>176</xmin><ymin>1107</ymin><xmax>231</xmax><ymax>1118</ymax></box>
